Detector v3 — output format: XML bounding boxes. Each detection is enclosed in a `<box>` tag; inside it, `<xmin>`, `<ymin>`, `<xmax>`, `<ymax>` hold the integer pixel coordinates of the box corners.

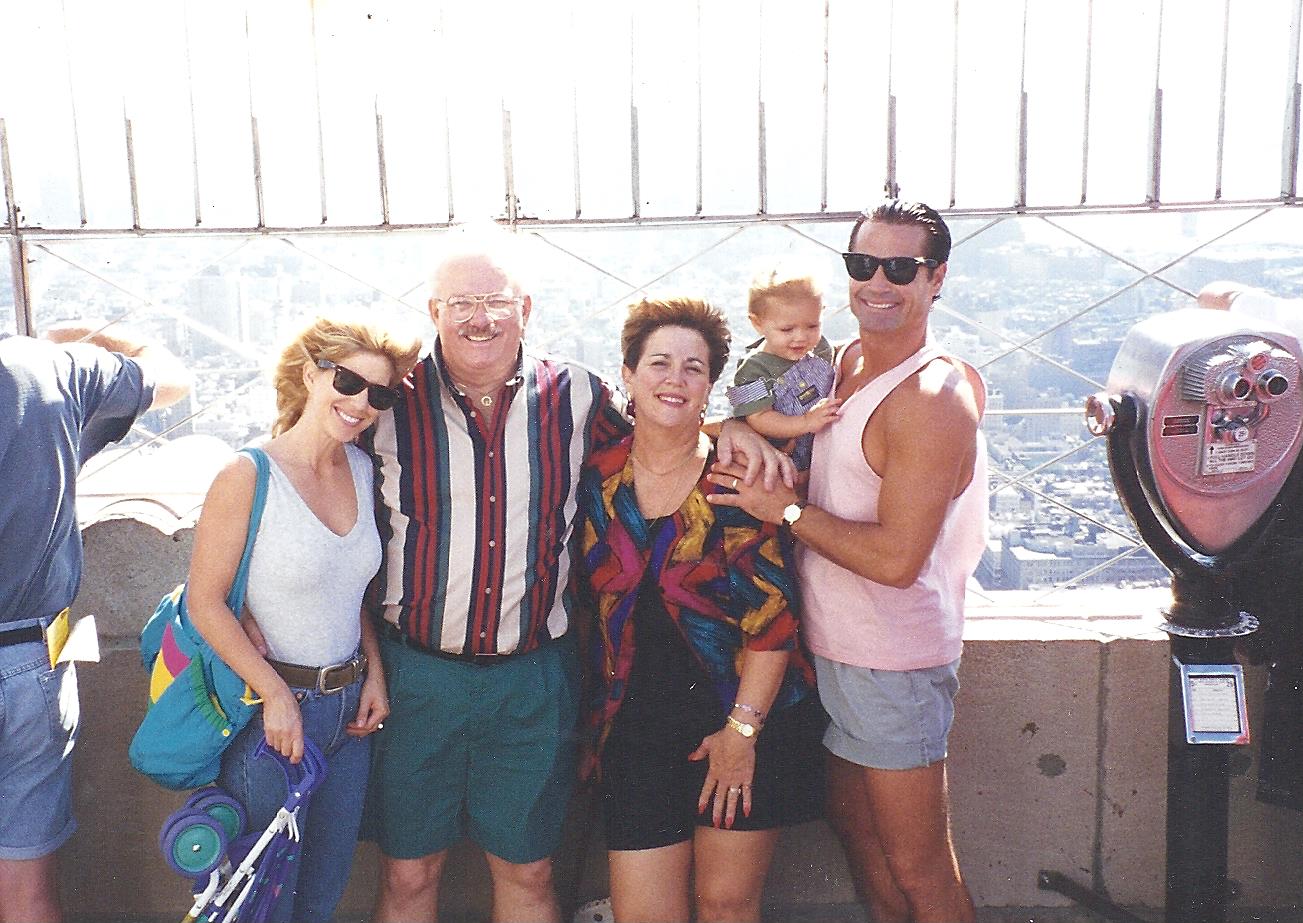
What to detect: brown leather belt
<box><xmin>268</xmin><ymin>653</ymin><xmax>367</xmax><ymax>694</ymax></box>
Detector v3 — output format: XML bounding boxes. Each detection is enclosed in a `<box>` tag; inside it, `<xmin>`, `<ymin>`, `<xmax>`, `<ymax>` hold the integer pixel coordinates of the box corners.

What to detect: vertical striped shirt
<box><xmin>367</xmin><ymin>343</ymin><xmax>629</xmax><ymax>655</ymax></box>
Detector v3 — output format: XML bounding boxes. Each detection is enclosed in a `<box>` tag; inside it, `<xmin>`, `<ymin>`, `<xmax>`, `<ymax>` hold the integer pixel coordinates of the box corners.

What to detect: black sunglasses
<box><xmin>316</xmin><ymin>359</ymin><xmax>401</xmax><ymax>411</ymax></box>
<box><xmin>842</xmin><ymin>252</ymin><xmax>939</xmax><ymax>285</ymax></box>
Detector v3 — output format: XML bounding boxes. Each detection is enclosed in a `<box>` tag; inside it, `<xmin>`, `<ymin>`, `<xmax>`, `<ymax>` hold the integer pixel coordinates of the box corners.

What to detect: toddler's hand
<box><xmin>803</xmin><ymin>398</ymin><xmax>842</xmax><ymax>433</ymax></box>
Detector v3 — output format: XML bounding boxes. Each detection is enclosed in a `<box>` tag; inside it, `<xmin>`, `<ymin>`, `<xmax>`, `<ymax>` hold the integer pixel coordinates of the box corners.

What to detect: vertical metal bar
<box><xmin>1282</xmin><ymin>0</ymin><xmax>1302</xmax><ymax>199</ymax></box>
<box><xmin>502</xmin><ymin>103</ymin><xmax>518</xmax><ymax>224</ymax></box>
<box><xmin>376</xmin><ymin>97</ymin><xmax>390</xmax><ymax>226</ymax></box>
<box><xmin>244</xmin><ymin>9</ymin><xmax>265</xmax><ymax>228</ymax></box>
<box><xmin>630</xmin><ymin>6</ymin><xmax>640</xmax><ymax>219</ymax></box>
<box><xmin>444</xmin><ymin>100</ymin><xmax>455</xmax><ymax>223</ymax></box>
<box><xmin>820</xmin><ymin>0</ymin><xmax>829</xmax><ymax>212</ymax></box>
<box><xmin>124</xmin><ymin>105</ymin><xmax>141</xmax><ymax>230</ymax></box>
<box><xmin>1017</xmin><ymin>89</ymin><xmax>1029</xmax><ymax>209</ymax></box>
<box><xmin>949</xmin><ymin>0</ymin><xmax>960</xmax><ymax>207</ymax></box>
<box><xmin>571</xmin><ymin>4</ymin><xmax>583</xmax><ymax>219</ymax></box>
<box><xmin>758</xmin><ymin>101</ymin><xmax>768</xmax><ymax>215</ymax></box>
<box><xmin>439</xmin><ymin>0</ymin><xmax>455</xmax><ymax>223</ymax></box>
<box><xmin>885</xmin><ymin>0</ymin><xmax>898</xmax><ymax>199</ymax></box>
<box><xmin>1213</xmin><ymin>0</ymin><xmax>1231</xmax><ymax>200</ymax></box>
<box><xmin>1</xmin><ymin>118</ymin><xmax>32</xmax><ymax>336</ymax></box>
<box><xmin>1015</xmin><ymin>0</ymin><xmax>1029</xmax><ymax>210</ymax></box>
<box><xmin>59</xmin><ymin>0</ymin><xmax>87</xmax><ymax>227</ymax></box>
<box><xmin>182</xmin><ymin>0</ymin><xmax>203</xmax><ymax>225</ymax></box>
<box><xmin>572</xmin><ymin>84</ymin><xmax>583</xmax><ymax>219</ymax></box>
<box><xmin>696</xmin><ymin>0</ymin><xmax>704</xmax><ymax>216</ymax></box>
<box><xmin>757</xmin><ymin>0</ymin><xmax>767</xmax><ymax>216</ymax></box>
<box><xmin>8</xmin><ymin>235</ymin><xmax>31</xmax><ymax>336</ymax></box>
<box><xmin>1147</xmin><ymin>101</ymin><xmax>1163</xmax><ymax>207</ymax></box>
<box><xmin>251</xmin><ymin>114</ymin><xmax>265</xmax><ymax>228</ymax></box>
<box><xmin>1146</xmin><ymin>0</ymin><xmax>1165</xmax><ymax>206</ymax></box>
<box><xmin>1081</xmin><ymin>0</ymin><xmax>1094</xmax><ymax>204</ymax></box>
<box><xmin>0</xmin><ymin>119</ymin><xmax>16</xmax><ymax>231</ymax></box>
<box><xmin>886</xmin><ymin>95</ymin><xmax>898</xmax><ymax>199</ymax></box>
<box><xmin>309</xmin><ymin>3</ymin><xmax>328</xmax><ymax>224</ymax></box>
<box><xmin>631</xmin><ymin>104</ymin><xmax>642</xmax><ymax>220</ymax></box>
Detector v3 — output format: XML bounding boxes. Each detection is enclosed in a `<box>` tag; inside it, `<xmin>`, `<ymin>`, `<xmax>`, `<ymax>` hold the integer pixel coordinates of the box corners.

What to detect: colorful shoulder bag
<box><xmin>129</xmin><ymin>446</ymin><xmax>270</xmax><ymax>790</ymax></box>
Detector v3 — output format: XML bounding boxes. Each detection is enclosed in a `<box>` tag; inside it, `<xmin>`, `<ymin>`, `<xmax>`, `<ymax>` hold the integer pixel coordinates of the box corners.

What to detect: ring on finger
<box><xmin>727</xmin><ymin>786</ymin><xmax>742</xmax><ymax>795</ymax></box>
<box><xmin>731</xmin><ymin>477</ymin><xmax>740</xmax><ymax>490</ymax></box>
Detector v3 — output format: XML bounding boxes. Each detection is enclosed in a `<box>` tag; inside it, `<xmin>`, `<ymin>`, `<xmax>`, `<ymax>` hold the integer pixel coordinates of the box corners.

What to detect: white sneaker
<box><xmin>572</xmin><ymin>896</ymin><xmax>614</xmax><ymax>923</ymax></box>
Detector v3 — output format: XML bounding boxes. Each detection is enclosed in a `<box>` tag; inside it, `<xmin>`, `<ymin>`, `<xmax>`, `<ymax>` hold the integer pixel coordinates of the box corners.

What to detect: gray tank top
<box><xmin>243</xmin><ymin>443</ymin><xmax>381</xmax><ymax>667</ymax></box>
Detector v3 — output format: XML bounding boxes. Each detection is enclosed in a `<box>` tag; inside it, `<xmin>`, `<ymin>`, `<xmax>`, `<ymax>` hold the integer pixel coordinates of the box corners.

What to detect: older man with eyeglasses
<box><xmin>361</xmin><ymin>224</ymin><xmax>792</xmax><ymax>923</ymax></box>
<box><xmin>710</xmin><ymin>199</ymin><xmax>988</xmax><ymax>923</ymax></box>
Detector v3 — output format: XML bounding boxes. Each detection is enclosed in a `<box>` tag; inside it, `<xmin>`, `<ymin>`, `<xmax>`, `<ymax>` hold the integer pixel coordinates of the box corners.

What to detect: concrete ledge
<box><xmin>57</xmin><ymin>519</ymin><xmax>1303</xmax><ymax>919</ymax></box>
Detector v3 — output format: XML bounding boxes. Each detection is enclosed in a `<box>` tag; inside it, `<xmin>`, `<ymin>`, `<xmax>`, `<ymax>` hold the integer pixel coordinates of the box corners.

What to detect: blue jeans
<box><xmin>217</xmin><ymin>676</ymin><xmax>369</xmax><ymax>923</ymax></box>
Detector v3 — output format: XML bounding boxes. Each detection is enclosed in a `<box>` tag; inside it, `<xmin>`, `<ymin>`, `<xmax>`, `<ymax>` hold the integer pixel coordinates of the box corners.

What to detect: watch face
<box><xmin>728</xmin><ymin>716</ymin><xmax>755</xmax><ymax>737</ymax></box>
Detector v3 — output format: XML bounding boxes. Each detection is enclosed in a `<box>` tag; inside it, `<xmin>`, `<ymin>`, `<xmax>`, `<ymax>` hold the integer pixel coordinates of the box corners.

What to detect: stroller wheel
<box><xmin>159</xmin><ymin>788</ymin><xmax>226</xmax><ymax>852</ymax></box>
<box><xmin>187</xmin><ymin>790</ymin><xmax>246</xmax><ymax>841</ymax></box>
<box><xmin>160</xmin><ymin>810</ymin><xmax>228</xmax><ymax>877</ymax></box>
<box><xmin>181</xmin><ymin>786</ymin><xmax>224</xmax><ymax>812</ymax></box>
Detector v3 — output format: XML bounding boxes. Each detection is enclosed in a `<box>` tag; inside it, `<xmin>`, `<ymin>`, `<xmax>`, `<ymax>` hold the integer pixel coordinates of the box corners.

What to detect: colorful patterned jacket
<box><xmin>574</xmin><ymin>436</ymin><xmax>814</xmax><ymax>758</ymax></box>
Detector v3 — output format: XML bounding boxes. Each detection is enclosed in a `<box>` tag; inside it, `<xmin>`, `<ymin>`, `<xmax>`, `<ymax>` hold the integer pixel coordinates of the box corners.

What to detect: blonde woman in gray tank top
<box><xmin>185</xmin><ymin>315</ymin><xmax>420</xmax><ymax>923</ymax></box>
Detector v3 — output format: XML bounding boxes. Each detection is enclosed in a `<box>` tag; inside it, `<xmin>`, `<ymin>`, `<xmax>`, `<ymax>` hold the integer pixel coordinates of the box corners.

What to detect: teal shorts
<box><xmin>370</xmin><ymin>634</ymin><xmax>580</xmax><ymax>864</ymax></box>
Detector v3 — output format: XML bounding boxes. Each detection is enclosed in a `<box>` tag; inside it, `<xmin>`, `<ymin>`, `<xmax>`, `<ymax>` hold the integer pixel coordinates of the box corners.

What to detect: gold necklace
<box><xmin>449</xmin><ymin>367</ymin><xmax>526</xmax><ymax>409</ymax></box>
<box><xmin>451</xmin><ymin>379</ymin><xmax>497</xmax><ymax>408</ymax></box>
<box><xmin>631</xmin><ymin>441</ymin><xmax>702</xmax><ymax>477</ymax></box>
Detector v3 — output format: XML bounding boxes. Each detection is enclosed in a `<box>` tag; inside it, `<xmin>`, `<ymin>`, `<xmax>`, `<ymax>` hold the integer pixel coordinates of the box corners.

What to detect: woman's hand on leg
<box><xmin>690</xmin><ymin>729</ymin><xmax>756</xmax><ymax>829</ymax></box>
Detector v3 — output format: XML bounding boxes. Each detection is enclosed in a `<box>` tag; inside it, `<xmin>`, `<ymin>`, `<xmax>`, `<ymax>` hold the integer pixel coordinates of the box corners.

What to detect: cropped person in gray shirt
<box><xmin>187</xmin><ymin>314</ymin><xmax>420</xmax><ymax>923</ymax></box>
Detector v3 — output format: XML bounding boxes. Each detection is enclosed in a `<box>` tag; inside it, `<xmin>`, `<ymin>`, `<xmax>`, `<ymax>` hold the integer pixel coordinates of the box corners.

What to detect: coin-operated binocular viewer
<box><xmin>1056</xmin><ymin>308</ymin><xmax>1303</xmax><ymax>923</ymax></box>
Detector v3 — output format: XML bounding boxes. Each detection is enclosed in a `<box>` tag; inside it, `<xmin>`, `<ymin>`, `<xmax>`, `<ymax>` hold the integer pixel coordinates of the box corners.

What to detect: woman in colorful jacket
<box><xmin>575</xmin><ymin>296</ymin><xmax>826</xmax><ymax>923</ymax></box>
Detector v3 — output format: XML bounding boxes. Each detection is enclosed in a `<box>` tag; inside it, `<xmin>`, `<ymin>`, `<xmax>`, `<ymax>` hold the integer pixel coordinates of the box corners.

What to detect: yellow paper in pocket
<box><xmin>45</xmin><ymin>608</ymin><xmax>70</xmax><ymax>668</ymax></box>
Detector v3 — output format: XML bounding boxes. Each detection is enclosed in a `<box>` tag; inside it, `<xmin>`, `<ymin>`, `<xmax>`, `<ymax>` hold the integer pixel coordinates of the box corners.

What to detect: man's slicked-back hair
<box><xmin>847</xmin><ymin>199</ymin><xmax>952</xmax><ymax>265</ymax></box>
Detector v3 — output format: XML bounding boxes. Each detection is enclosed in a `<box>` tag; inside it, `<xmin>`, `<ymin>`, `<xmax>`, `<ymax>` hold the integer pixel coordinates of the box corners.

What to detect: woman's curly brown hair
<box><xmin>620</xmin><ymin>297</ymin><xmax>732</xmax><ymax>385</ymax></box>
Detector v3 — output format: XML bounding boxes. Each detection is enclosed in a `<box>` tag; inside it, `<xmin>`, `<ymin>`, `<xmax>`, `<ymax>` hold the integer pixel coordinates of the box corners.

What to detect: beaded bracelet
<box><xmin>732</xmin><ymin>702</ymin><xmax>766</xmax><ymax>725</ymax></box>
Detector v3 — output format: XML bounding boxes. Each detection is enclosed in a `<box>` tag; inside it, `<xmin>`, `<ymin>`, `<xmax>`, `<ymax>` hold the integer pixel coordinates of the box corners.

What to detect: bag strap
<box><xmin>224</xmin><ymin>447</ymin><xmax>272</xmax><ymax>618</ymax></box>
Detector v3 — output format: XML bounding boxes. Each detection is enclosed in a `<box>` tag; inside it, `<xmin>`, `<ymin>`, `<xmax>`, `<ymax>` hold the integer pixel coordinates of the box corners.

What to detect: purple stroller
<box><xmin>159</xmin><ymin>738</ymin><xmax>326</xmax><ymax>923</ymax></box>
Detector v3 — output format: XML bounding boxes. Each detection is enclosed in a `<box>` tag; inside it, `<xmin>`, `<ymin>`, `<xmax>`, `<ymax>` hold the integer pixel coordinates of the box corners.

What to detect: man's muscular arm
<box><xmin>708</xmin><ymin>365</ymin><xmax>980</xmax><ymax>588</ymax></box>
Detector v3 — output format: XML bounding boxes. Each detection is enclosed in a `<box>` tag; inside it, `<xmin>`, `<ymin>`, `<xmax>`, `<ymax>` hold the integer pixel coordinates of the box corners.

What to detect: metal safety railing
<box><xmin>6</xmin><ymin>0</ymin><xmax>1303</xmax><ymax>600</ymax></box>
<box><xmin>10</xmin><ymin>204</ymin><xmax>1303</xmax><ymax>603</ymax></box>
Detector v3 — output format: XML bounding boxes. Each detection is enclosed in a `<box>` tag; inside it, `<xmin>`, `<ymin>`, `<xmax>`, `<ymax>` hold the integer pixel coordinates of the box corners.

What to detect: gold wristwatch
<box><xmin>782</xmin><ymin>501</ymin><xmax>807</xmax><ymax>526</ymax></box>
<box><xmin>726</xmin><ymin>715</ymin><xmax>757</xmax><ymax>739</ymax></box>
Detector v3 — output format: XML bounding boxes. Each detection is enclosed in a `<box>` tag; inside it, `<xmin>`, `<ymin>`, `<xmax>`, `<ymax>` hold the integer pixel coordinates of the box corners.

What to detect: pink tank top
<box><xmin>797</xmin><ymin>343</ymin><xmax>989</xmax><ymax>671</ymax></box>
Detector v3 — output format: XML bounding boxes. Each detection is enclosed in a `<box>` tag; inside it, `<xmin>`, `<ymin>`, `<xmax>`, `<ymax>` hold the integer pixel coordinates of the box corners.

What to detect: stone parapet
<box><xmin>57</xmin><ymin>519</ymin><xmax>1303</xmax><ymax>919</ymax></box>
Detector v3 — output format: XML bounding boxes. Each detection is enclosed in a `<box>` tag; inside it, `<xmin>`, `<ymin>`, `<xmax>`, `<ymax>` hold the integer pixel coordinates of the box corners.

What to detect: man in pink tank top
<box><xmin>709</xmin><ymin>200</ymin><xmax>986</xmax><ymax>923</ymax></box>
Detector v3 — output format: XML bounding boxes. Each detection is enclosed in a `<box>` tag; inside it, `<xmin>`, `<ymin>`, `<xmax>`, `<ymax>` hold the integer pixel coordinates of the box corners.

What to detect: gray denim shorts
<box><xmin>815</xmin><ymin>654</ymin><xmax>960</xmax><ymax>771</ymax></box>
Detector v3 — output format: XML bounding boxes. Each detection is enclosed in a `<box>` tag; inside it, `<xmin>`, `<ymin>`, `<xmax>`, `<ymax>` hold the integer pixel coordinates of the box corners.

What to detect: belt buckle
<box><xmin>317</xmin><ymin>653</ymin><xmax>365</xmax><ymax>694</ymax></box>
